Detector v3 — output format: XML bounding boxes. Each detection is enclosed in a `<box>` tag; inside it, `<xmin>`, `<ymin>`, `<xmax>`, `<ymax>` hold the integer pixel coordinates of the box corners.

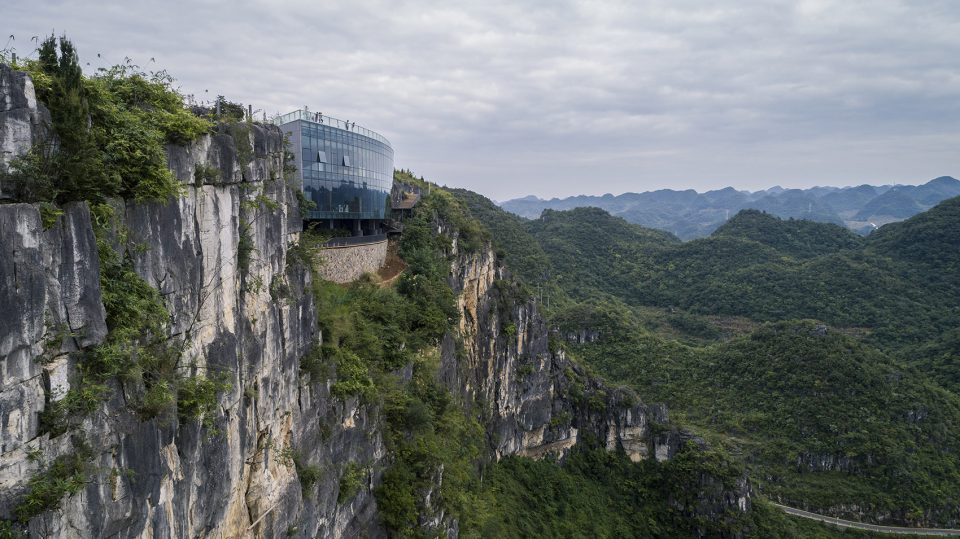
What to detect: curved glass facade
<box><xmin>277</xmin><ymin>110</ymin><xmax>394</xmax><ymax>221</ymax></box>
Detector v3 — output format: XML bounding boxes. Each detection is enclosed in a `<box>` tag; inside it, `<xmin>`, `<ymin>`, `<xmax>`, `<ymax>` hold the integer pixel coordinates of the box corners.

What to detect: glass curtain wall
<box><xmin>280</xmin><ymin>115</ymin><xmax>394</xmax><ymax>220</ymax></box>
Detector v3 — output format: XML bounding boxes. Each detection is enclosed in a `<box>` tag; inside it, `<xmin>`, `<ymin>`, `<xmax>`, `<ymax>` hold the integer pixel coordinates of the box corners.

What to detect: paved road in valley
<box><xmin>774</xmin><ymin>503</ymin><xmax>960</xmax><ymax>536</ymax></box>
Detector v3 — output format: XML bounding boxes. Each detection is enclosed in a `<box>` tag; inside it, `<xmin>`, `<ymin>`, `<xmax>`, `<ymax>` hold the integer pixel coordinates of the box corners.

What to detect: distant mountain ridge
<box><xmin>500</xmin><ymin>176</ymin><xmax>960</xmax><ymax>239</ymax></box>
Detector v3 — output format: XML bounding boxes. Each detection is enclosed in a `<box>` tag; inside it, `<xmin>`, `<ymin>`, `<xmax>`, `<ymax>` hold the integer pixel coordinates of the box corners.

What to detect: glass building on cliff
<box><xmin>276</xmin><ymin>109</ymin><xmax>394</xmax><ymax>235</ymax></box>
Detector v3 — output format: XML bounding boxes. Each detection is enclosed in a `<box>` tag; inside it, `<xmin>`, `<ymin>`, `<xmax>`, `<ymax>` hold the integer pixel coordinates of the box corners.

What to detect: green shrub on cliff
<box><xmin>295</xmin><ymin>179</ymin><xmax>492</xmax><ymax>534</ymax></box>
<box><xmin>5</xmin><ymin>35</ymin><xmax>210</xmax><ymax>205</ymax></box>
<box><xmin>337</xmin><ymin>462</ymin><xmax>369</xmax><ymax>503</ymax></box>
<box><xmin>12</xmin><ymin>36</ymin><xmax>113</xmax><ymax>203</ymax></box>
<box><xmin>375</xmin><ymin>353</ymin><xmax>489</xmax><ymax>536</ymax></box>
<box><xmin>305</xmin><ymin>180</ymin><xmax>467</xmax><ymax>391</ymax></box>
<box><xmin>15</xmin><ymin>443</ymin><xmax>93</xmax><ymax>523</ymax></box>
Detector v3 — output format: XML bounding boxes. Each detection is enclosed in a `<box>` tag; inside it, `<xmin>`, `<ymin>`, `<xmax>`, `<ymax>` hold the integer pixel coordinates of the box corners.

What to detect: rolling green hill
<box><xmin>521</xmin><ymin>202</ymin><xmax>960</xmax><ymax>350</ymax></box>
<box><xmin>558</xmin><ymin>309</ymin><xmax>960</xmax><ymax>523</ymax></box>
<box><xmin>867</xmin><ymin>195</ymin><xmax>960</xmax><ymax>274</ymax></box>
<box><xmin>712</xmin><ymin>209</ymin><xmax>865</xmax><ymax>258</ymax></box>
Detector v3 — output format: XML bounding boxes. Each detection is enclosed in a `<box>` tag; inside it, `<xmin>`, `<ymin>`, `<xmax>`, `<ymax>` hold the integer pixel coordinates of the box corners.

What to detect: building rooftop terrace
<box><xmin>272</xmin><ymin>109</ymin><xmax>392</xmax><ymax>147</ymax></box>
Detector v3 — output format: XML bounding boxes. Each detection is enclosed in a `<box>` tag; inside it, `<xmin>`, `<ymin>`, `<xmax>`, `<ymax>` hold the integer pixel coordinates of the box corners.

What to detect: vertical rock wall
<box><xmin>439</xmin><ymin>238</ymin><xmax>681</xmax><ymax>464</ymax></box>
<box><xmin>0</xmin><ymin>64</ymin><xmax>50</xmax><ymax>179</ymax></box>
<box><xmin>0</xmin><ymin>136</ymin><xmax>391</xmax><ymax>537</ymax></box>
<box><xmin>0</xmin><ymin>64</ymin><xmax>390</xmax><ymax>537</ymax></box>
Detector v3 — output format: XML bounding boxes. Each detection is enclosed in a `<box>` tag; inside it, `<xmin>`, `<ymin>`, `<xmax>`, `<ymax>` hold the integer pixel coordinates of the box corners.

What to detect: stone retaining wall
<box><xmin>316</xmin><ymin>239</ymin><xmax>388</xmax><ymax>283</ymax></box>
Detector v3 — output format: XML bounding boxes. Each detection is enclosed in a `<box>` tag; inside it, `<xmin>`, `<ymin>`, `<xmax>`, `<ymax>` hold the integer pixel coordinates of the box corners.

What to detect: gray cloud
<box><xmin>6</xmin><ymin>0</ymin><xmax>959</xmax><ymax>200</ymax></box>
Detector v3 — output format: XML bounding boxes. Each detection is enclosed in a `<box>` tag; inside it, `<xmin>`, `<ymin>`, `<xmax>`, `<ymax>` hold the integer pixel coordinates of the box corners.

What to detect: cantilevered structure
<box><xmin>276</xmin><ymin>109</ymin><xmax>394</xmax><ymax>235</ymax></box>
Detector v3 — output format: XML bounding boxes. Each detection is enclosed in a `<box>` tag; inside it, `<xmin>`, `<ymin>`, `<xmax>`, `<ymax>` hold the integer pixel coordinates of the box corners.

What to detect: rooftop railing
<box><xmin>272</xmin><ymin>109</ymin><xmax>392</xmax><ymax>147</ymax></box>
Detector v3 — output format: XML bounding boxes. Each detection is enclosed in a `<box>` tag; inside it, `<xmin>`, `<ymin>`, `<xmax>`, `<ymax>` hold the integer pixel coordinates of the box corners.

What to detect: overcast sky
<box><xmin>6</xmin><ymin>0</ymin><xmax>960</xmax><ymax>200</ymax></box>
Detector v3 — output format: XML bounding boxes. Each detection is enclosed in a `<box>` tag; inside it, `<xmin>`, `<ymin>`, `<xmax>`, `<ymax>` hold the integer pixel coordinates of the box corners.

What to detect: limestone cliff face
<box><xmin>0</xmin><ymin>131</ymin><xmax>390</xmax><ymax>538</ymax></box>
<box><xmin>433</xmin><ymin>223</ymin><xmax>752</xmax><ymax>537</ymax></box>
<box><xmin>438</xmin><ymin>235</ymin><xmax>716</xmax><ymax>467</ymax></box>
<box><xmin>0</xmin><ymin>65</ymin><xmax>750</xmax><ymax>538</ymax></box>
<box><xmin>0</xmin><ymin>64</ymin><xmax>387</xmax><ymax>538</ymax></box>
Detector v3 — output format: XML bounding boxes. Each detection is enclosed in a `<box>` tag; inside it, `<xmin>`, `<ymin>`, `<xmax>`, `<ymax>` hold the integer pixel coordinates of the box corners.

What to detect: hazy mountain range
<box><xmin>500</xmin><ymin>176</ymin><xmax>960</xmax><ymax>239</ymax></box>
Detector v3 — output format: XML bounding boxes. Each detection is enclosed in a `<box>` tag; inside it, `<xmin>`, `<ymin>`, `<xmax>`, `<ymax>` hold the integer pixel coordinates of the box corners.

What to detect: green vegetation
<box><xmin>229</xmin><ymin>123</ymin><xmax>254</xmax><ymax>172</ymax></box>
<box><xmin>99</xmin><ymin>205</ymin><xmax>227</xmax><ymax>419</ymax></box>
<box><xmin>237</xmin><ymin>223</ymin><xmax>255</xmax><ymax>278</ymax></box>
<box><xmin>913</xmin><ymin>328</ymin><xmax>960</xmax><ymax>394</ymax></box>
<box><xmin>317</xmin><ymin>179</ymin><xmax>940</xmax><ymax>536</ymax></box>
<box><xmin>472</xmin><ymin>444</ymin><xmax>890</xmax><ymax>538</ymax></box>
<box><xmin>193</xmin><ymin>162</ymin><xmax>220</xmax><ymax>185</ymax></box>
<box><xmin>238</xmin><ymin>187</ymin><xmax>283</xmax><ymax>283</ymax></box>
<box><xmin>7</xmin><ymin>34</ymin><xmax>953</xmax><ymax>532</ymax></box>
<box><xmin>563</xmin><ymin>312</ymin><xmax>960</xmax><ymax>520</ymax></box>
<box><xmin>712</xmin><ymin>209</ymin><xmax>865</xmax><ymax>258</ymax></box>
<box><xmin>338</xmin><ymin>462</ymin><xmax>369</xmax><ymax>503</ymax></box>
<box><xmin>397</xmin><ymin>171</ymin><xmax>489</xmax><ymax>254</ymax></box>
<box><xmin>176</xmin><ymin>374</ymin><xmax>232</xmax><ymax>428</ymax></box>
<box><xmin>330</xmin><ymin>348</ymin><xmax>376</xmax><ymax>400</ymax></box>
<box><xmin>475</xmin><ymin>446</ymin><xmax>735</xmax><ymax>538</ymax></box>
<box><xmin>2</xmin><ymin>35</ymin><xmax>209</xmax><ymax>205</ymax></box>
<box><xmin>209</xmin><ymin>95</ymin><xmax>247</xmax><ymax>123</ymax></box>
<box><xmin>867</xmin><ymin>195</ymin><xmax>960</xmax><ymax>270</ymax></box>
<box><xmin>39</xmin><ymin>204</ymin><xmax>231</xmax><ymax>438</ymax></box>
<box><xmin>527</xmin><ymin>207</ymin><xmax>677</xmax><ymax>313</ymax></box>
<box><xmin>518</xmin><ymin>201</ymin><xmax>960</xmax><ymax>350</ymax></box>
<box><xmin>294</xmin><ymin>454</ymin><xmax>324</xmax><ymax>495</ymax></box>
<box><xmin>450</xmin><ymin>189</ymin><xmax>960</xmax><ymax>527</ymax></box>
<box><xmin>293</xmin><ymin>178</ymin><xmax>490</xmax><ymax>535</ymax></box>
<box><xmin>38</xmin><ymin>202</ymin><xmax>64</xmax><ymax>229</ymax></box>
<box><xmin>0</xmin><ymin>520</ymin><xmax>25</xmax><ymax>539</ymax></box>
<box><xmin>312</xmin><ymin>177</ymin><xmax>861</xmax><ymax>536</ymax></box>
<box><xmin>1</xmin><ymin>37</ymin><xmax>232</xmax><ymax>524</ymax></box>
<box><xmin>298</xmin><ymin>345</ymin><xmax>329</xmax><ymax>383</ymax></box>
<box><xmin>375</xmin><ymin>352</ymin><xmax>489</xmax><ymax>535</ymax></box>
<box><xmin>450</xmin><ymin>188</ymin><xmax>552</xmax><ymax>285</ymax></box>
<box><xmin>15</xmin><ymin>443</ymin><xmax>93</xmax><ymax>523</ymax></box>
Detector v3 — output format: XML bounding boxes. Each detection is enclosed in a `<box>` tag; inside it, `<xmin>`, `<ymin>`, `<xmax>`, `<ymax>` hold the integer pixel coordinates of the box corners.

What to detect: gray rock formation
<box><xmin>0</xmin><ymin>64</ymin><xmax>386</xmax><ymax>536</ymax></box>
<box><xmin>433</xmin><ymin>223</ymin><xmax>752</xmax><ymax>534</ymax></box>
<box><xmin>0</xmin><ymin>64</ymin><xmax>51</xmax><ymax>199</ymax></box>
<box><xmin>0</xmin><ymin>201</ymin><xmax>107</xmax><ymax>486</ymax></box>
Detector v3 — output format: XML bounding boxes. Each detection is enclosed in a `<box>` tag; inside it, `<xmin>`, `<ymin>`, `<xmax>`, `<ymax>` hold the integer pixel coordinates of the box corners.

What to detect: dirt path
<box><xmin>377</xmin><ymin>240</ymin><xmax>406</xmax><ymax>286</ymax></box>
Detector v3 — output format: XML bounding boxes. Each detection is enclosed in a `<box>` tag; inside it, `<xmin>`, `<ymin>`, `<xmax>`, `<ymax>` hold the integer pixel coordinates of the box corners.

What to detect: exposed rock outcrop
<box><xmin>0</xmin><ymin>64</ymin><xmax>49</xmax><ymax>166</ymax></box>
<box><xmin>0</xmin><ymin>131</ymin><xmax>391</xmax><ymax>537</ymax></box>
<box><xmin>0</xmin><ymin>64</ymin><xmax>387</xmax><ymax>536</ymax></box>
<box><xmin>440</xmin><ymin>237</ymin><xmax>685</xmax><ymax>464</ymax></box>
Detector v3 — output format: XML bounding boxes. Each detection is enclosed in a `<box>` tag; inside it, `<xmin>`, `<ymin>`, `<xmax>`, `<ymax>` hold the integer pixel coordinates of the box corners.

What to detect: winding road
<box><xmin>774</xmin><ymin>503</ymin><xmax>960</xmax><ymax>536</ymax></box>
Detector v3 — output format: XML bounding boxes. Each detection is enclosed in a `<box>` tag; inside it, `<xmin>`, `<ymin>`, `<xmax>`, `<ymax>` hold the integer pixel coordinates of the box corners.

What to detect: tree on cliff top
<box><xmin>31</xmin><ymin>35</ymin><xmax>115</xmax><ymax>202</ymax></box>
<box><xmin>3</xmin><ymin>34</ymin><xmax>211</xmax><ymax>204</ymax></box>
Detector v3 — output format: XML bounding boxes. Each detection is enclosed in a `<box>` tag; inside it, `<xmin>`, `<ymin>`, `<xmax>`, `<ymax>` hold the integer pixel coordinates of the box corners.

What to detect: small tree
<box><xmin>35</xmin><ymin>35</ymin><xmax>117</xmax><ymax>203</ymax></box>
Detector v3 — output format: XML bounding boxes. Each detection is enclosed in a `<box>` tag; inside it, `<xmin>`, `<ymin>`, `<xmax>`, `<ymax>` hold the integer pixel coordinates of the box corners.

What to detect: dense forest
<box><xmin>453</xmin><ymin>188</ymin><xmax>960</xmax><ymax>530</ymax></box>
